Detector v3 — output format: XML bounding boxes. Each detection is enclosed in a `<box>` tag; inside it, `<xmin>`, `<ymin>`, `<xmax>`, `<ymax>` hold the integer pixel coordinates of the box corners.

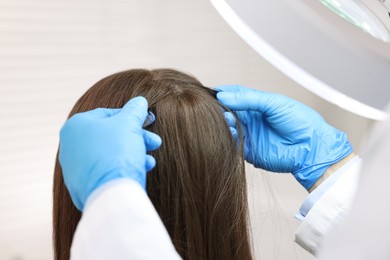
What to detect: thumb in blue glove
<box><xmin>216</xmin><ymin>85</ymin><xmax>353</xmax><ymax>190</ymax></box>
<box><xmin>59</xmin><ymin>96</ymin><xmax>162</xmax><ymax>211</ymax></box>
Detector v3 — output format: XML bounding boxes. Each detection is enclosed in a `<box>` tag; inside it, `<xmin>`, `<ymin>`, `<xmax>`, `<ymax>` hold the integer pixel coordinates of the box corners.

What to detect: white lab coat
<box><xmin>71</xmin><ymin>179</ymin><xmax>182</xmax><ymax>259</ymax></box>
<box><xmin>295</xmin><ymin>156</ymin><xmax>361</xmax><ymax>254</ymax></box>
<box><xmin>317</xmin><ymin>104</ymin><xmax>390</xmax><ymax>259</ymax></box>
<box><xmin>70</xmin><ymin>160</ymin><xmax>362</xmax><ymax>259</ymax></box>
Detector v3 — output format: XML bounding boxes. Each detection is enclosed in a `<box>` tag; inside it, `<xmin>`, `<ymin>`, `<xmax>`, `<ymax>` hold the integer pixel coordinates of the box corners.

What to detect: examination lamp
<box><xmin>210</xmin><ymin>0</ymin><xmax>390</xmax><ymax>120</ymax></box>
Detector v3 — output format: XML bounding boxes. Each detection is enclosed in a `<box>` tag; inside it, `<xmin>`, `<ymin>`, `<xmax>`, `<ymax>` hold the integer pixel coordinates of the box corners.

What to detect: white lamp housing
<box><xmin>210</xmin><ymin>0</ymin><xmax>390</xmax><ymax>120</ymax></box>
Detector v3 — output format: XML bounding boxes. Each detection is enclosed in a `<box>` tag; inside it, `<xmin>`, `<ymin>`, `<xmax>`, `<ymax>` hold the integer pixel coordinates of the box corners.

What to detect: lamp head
<box><xmin>211</xmin><ymin>0</ymin><xmax>390</xmax><ymax>120</ymax></box>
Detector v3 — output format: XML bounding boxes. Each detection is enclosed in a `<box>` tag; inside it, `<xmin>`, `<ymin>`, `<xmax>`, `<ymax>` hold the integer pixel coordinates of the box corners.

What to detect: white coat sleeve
<box><xmin>70</xmin><ymin>179</ymin><xmax>182</xmax><ymax>260</ymax></box>
<box><xmin>294</xmin><ymin>156</ymin><xmax>362</xmax><ymax>254</ymax></box>
<box><xmin>317</xmin><ymin>104</ymin><xmax>390</xmax><ymax>260</ymax></box>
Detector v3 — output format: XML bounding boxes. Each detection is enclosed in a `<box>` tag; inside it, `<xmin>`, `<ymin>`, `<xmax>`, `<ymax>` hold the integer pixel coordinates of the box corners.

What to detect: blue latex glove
<box><xmin>216</xmin><ymin>85</ymin><xmax>353</xmax><ymax>190</ymax></box>
<box><xmin>59</xmin><ymin>97</ymin><xmax>162</xmax><ymax>211</ymax></box>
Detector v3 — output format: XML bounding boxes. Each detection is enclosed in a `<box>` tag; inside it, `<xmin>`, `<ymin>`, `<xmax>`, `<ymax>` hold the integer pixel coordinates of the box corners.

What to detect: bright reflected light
<box><xmin>332</xmin><ymin>0</ymin><xmax>341</xmax><ymax>8</ymax></box>
<box><xmin>320</xmin><ymin>0</ymin><xmax>390</xmax><ymax>42</ymax></box>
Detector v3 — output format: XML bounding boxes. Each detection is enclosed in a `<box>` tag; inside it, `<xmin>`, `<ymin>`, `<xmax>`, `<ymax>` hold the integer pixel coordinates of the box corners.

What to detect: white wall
<box><xmin>0</xmin><ymin>0</ymin><xmax>372</xmax><ymax>259</ymax></box>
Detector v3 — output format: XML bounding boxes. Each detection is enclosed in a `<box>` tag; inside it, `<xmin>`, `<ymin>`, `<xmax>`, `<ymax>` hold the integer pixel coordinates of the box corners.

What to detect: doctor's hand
<box><xmin>59</xmin><ymin>97</ymin><xmax>162</xmax><ymax>211</ymax></box>
<box><xmin>216</xmin><ymin>85</ymin><xmax>352</xmax><ymax>190</ymax></box>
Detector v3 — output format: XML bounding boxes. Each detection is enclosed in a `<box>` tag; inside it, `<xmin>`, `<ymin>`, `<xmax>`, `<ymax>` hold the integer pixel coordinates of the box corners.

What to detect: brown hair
<box><xmin>53</xmin><ymin>69</ymin><xmax>253</xmax><ymax>260</ymax></box>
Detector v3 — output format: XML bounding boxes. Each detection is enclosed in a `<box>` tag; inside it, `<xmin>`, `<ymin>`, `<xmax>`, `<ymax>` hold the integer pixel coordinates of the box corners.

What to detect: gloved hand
<box><xmin>216</xmin><ymin>85</ymin><xmax>352</xmax><ymax>190</ymax></box>
<box><xmin>59</xmin><ymin>97</ymin><xmax>162</xmax><ymax>211</ymax></box>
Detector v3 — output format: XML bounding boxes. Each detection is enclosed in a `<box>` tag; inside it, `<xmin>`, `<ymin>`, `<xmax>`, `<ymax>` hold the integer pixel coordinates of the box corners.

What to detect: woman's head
<box><xmin>53</xmin><ymin>69</ymin><xmax>252</xmax><ymax>260</ymax></box>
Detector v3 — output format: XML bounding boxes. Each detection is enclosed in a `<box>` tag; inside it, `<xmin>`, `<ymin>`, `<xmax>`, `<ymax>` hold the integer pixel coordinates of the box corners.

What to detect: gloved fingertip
<box><xmin>143</xmin><ymin>112</ymin><xmax>156</xmax><ymax>127</ymax></box>
<box><xmin>216</xmin><ymin>91</ymin><xmax>229</xmax><ymax>101</ymax></box>
<box><xmin>118</xmin><ymin>96</ymin><xmax>149</xmax><ymax>124</ymax></box>
<box><xmin>122</xmin><ymin>96</ymin><xmax>148</xmax><ymax>114</ymax></box>
<box><xmin>143</xmin><ymin>130</ymin><xmax>162</xmax><ymax>151</ymax></box>
<box><xmin>145</xmin><ymin>155</ymin><xmax>156</xmax><ymax>172</ymax></box>
<box><xmin>229</xmin><ymin>126</ymin><xmax>238</xmax><ymax>140</ymax></box>
<box><xmin>224</xmin><ymin>111</ymin><xmax>237</xmax><ymax>127</ymax></box>
<box><xmin>126</xmin><ymin>96</ymin><xmax>148</xmax><ymax>107</ymax></box>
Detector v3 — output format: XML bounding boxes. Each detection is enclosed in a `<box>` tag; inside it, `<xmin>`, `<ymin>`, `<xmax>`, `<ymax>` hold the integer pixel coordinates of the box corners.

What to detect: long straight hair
<box><xmin>53</xmin><ymin>69</ymin><xmax>253</xmax><ymax>260</ymax></box>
